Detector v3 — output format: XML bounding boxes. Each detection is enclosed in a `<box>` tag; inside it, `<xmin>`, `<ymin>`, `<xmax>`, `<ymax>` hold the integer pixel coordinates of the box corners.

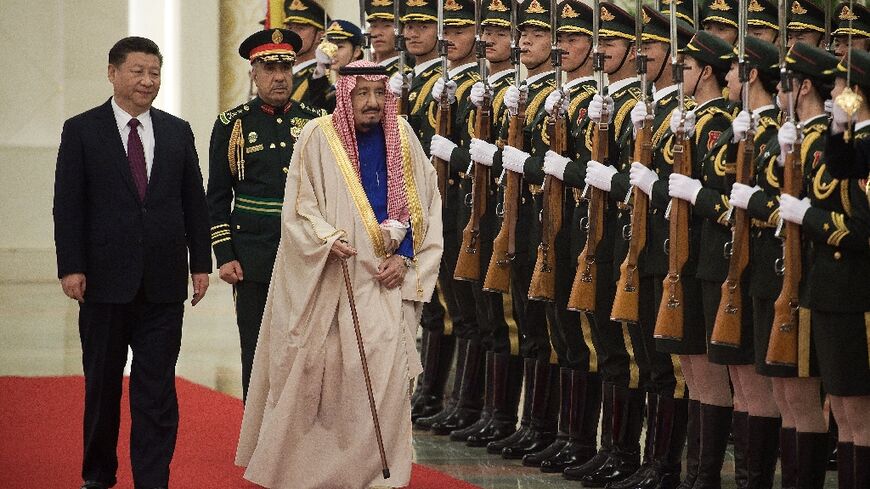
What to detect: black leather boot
<box><xmin>540</xmin><ymin>371</ymin><xmax>600</xmax><ymax>473</ymax></box>
<box><xmin>522</xmin><ymin>367</ymin><xmax>572</xmax><ymax>467</ymax></box>
<box><xmin>780</xmin><ymin>427</ymin><xmax>798</xmax><ymax>489</ymax></box>
<box><xmin>648</xmin><ymin>396</ymin><xmax>689</xmax><ymax>489</ymax></box>
<box><xmin>828</xmin><ymin>415</ymin><xmax>839</xmax><ymax>471</ymax></box>
<box><xmin>690</xmin><ymin>404</ymin><xmax>733</xmax><ymax>489</ymax></box>
<box><xmin>450</xmin><ymin>350</ymin><xmax>494</xmax><ymax>441</ymax></box>
<box><xmin>432</xmin><ymin>339</ymin><xmax>485</xmax><ymax>435</ymax></box>
<box><xmin>733</xmin><ymin>410</ymin><xmax>749</xmax><ymax>489</ymax></box>
<box><xmin>579</xmin><ymin>387</ymin><xmax>643</xmax><ymax>487</ymax></box>
<box><xmin>796</xmin><ymin>432</ymin><xmax>829</xmax><ymax>489</ymax></box>
<box><xmin>564</xmin><ymin>382</ymin><xmax>614</xmax><ymax>481</ymax></box>
<box><xmin>486</xmin><ymin>356</ymin><xmax>534</xmax><ymax>454</ymax></box>
<box><xmin>410</xmin><ymin>329</ymin><xmax>429</xmax><ymax>408</ymax></box>
<box><xmin>836</xmin><ymin>442</ymin><xmax>853</xmax><ymax>489</ymax></box>
<box><xmin>502</xmin><ymin>360</ymin><xmax>559</xmax><ymax>459</ymax></box>
<box><xmin>746</xmin><ymin>415</ymin><xmax>781</xmax><ymax>489</ymax></box>
<box><xmin>415</xmin><ymin>337</ymin><xmax>466</xmax><ymax>430</ymax></box>
<box><xmin>676</xmin><ymin>399</ymin><xmax>701</xmax><ymax>489</ymax></box>
<box><xmin>854</xmin><ymin>445</ymin><xmax>869</xmax><ymax>489</ymax></box>
<box><xmin>606</xmin><ymin>392</ymin><xmax>663</xmax><ymax>489</ymax></box>
<box><xmin>412</xmin><ymin>332</ymin><xmax>456</xmax><ymax>423</ymax></box>
<box><xmin>467</xmin><ymin>353</ymin><xmax>523</xmax><ymax>447</ymax></box>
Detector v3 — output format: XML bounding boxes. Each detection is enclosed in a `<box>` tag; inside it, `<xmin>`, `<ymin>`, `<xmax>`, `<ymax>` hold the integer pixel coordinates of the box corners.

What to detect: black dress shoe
<box><xmin>81</xmin><ymin>482</ymin><xmax>107</xmax><ymax>489</ymax></box>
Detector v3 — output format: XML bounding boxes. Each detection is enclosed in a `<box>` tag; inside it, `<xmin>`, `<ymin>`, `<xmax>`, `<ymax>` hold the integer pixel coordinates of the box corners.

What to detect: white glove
<box><xmin>731</xmin><ymin>110</ymin><xmax>752</xmax><ymax>143</ymax></box>
<box><xmin>669</xmin><ymin>109</ymin><xmax>696</xmax><ymax>138</ymax></box>
<box><xmin>630</xmin><ymin>101</ymin><xmax>650</xmax><ymax>132</ymax></box>
<box><xmin>504</xmin><ymin>84</ymin><xmax>528</xmax><ymax>116</ymax></box>
<box><xmin>824</xmin><ymin>99</ymin><xmax>833</xmax><ymax>116</ymax></box>
<box><xmin>777</xmin><ymin>121</ymin><xmax>797</xmax><ymax>160</ymax></box>
<box><xmin>469</xmin><ymin>81</ymin><xmax>492</xmax><ymax>107</ymax></box>
<box><xmin>433</xmin><ymin>77</ymin><xmax>457</xmax><ymax>104</ymax></box>
<box><xmin>313</xmin><ymin>45</ymin><xmax>333</xmax><ymax>78</ymax></box>
<box><xmin>668</xmin><ymin>173</ymin><xmax>703</xmax><ymax>204</ymax></box>
<box><xmin>588</xmin><ymin>94</ymin><xmax>615</xmax><ymax>124</ymax></box>
<box><xmin>544</xmin><ymin>88</ymin><xmax>568</xmax><ymax>116</ymax></box>
<box><xmin>779</xmin><ymin>194</ymin><xmax>811</xmax><ymax>225</ymax></box>
<box><xmin>584</xmin><ymin>160</ymin><xmax>618</xmax><ymax>192</ymax></box>
<box><xmin>429</xmin><ymin>134</ymin><xmax>457</xmax><ymax>161</ymax></box>
<box><xmin>543</xmin><ymin>150</ymin><xmax>571</xmax><ymax>181</ymax></box>
<box><xmin>388</xmin><ymin>72</ymin><xmax>410</xmax><ymax>97</ymax></box>
<box><xmin>831</xmin><ymin>100</ymin><xmax>849</xmax><ymax>136</ymax></box>
<box><xmin>501</xmin><ymin>145</ymin><xmax>529</xmax><ymax>174</ymax></box>
<box><xmin>629</xmin><ymin>161</ymin><xmax>658</xmax><ymax>197</ymax></box>
<box><xmin>469</xmin><ymin>138</ymin><xmax>498</xmax><ymax>167</ymax></box>
<box><xmin>729</xmin><ymin>183</ymin><xmax>761</xmax><ymax>210</ymax></box>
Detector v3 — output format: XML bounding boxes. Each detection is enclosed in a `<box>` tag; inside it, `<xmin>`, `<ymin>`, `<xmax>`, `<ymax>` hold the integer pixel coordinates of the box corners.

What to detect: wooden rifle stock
<box><xmin>528</xmin><ymin>113</ymin><xmax>567</xmax><ymax>301</ymax></box>
<box><xmin>654</xmin><ymin>131</ymin><xmax>692</xmax><ymax>340</ymax></box>
<box><xmin>611</xmin><ymin>118</ymin><xmax>653</xmax><ymax>323</ymax></box>
<box><xmin>483</xmin><ymin>106</ymin><xmax>525</xmax><ymax>293</ymax></box>
<box><xmin>567</xmin><ymin>120</ymin><xmax>609</xmax><ymax>312</ymax></box>
<box><xmin>766</xmin><ymin>140</ymin><xmax>802</xmax><ymax>367</ymax></box>
<box><xmin>711</xmin><ymin>136</ymin><xmax>755</xmax><ymax>347</ymax></box>
<box><xmin>433</xmin><ymin>92</ymin><xmax>452</xmax><ymax>199</ymax></box>
<box><xmin>454</xmin><ymin>94</ymin><xmax>492</xmax><ymax>281</ymax></box>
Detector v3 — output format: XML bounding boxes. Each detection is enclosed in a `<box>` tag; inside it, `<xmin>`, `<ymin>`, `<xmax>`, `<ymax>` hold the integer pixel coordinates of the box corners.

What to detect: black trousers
<box><xmin>234</xmin><ymin>280</ymin><xmax>269</xmax><ymax>400</ymax></box>
<box><xmin>79</xmin><ymin>292</ymin><xmax>184</xmax><ymax>489</ymax></box>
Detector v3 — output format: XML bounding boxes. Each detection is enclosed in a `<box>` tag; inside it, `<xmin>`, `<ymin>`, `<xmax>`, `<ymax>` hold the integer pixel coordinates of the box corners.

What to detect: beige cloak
<box><xmin>235</xmin><ymin>115</ymin><xmax>442</xmax><ymax>489</ymax></box>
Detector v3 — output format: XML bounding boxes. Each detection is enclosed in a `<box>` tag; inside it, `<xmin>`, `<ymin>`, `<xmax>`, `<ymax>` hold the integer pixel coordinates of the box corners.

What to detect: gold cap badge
<box><xmin>526</xmin><ymin>0</ymin><xmax>546</xmax><ymax>14</ymax></box>
<box><xmin>562</xmin><ymin>3</ymin><xmax>578</xmax><ymax>18</ymax></box>
<box><xmin>791</xmin><ymin>1</ymin><xmax>807</xmax><ymax>15</ymax></box>
<box><xmin>272</xmin><ymin>29</ymin><xmax>283</xmax><ymax>44</ymax></box>
<box><xmin>839</xmin><ymin>6</ymin><xmax>858</xmax><ymax>21</ymax></box>
<box><xmin>642</xmin><ymin>9</ymin><xmax>650</xmax><ymax>24</ymax></box>
<box><xmin>600</xmin><ymin>6</ymin><xmax>615</xmax><ymax>21</ymax></box>
<box><xmin>288</xmin><ymin>0</ymin><xmax>308</xmax><ymax>11</ymax></box>
<box><xmin>371</xmin><ymin>0</ymin><xmax>392</xmax><ymax>6</ymax></box>
<box><xmin>444</xmin><ymin>0</ymin><xmax>462</xmax><ymax>11</ymax></box>
<box><xmin>407</xmin><ymin>0</ymin><xmax>427</xmax><ymax>6</ymax></box>
<box><xmin>709</xmin><ymin>0</ymin><xmax>731</xmax><ymax>11</ymax></box>
<box><xmin>488</xmin><ymin>0</ymin><xmax>508</xmax><ymax>12</ymax></box>
<box><xmin>748</xmin><ymin>0</ymin><xmax>764</xmax><ymax>13</ymax></box>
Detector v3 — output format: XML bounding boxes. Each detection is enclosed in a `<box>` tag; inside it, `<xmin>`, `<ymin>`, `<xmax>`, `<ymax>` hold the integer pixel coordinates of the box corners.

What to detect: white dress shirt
<box><xmin>111</xmin><ymin>97</ymin><xmax>155</xmax><ymax>180</ymax></box>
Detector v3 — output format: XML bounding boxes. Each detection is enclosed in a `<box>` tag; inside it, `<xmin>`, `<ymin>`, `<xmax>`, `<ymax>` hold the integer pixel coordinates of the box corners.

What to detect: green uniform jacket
<box><xmin>407</xmin><ymin>58</ymin><xmax>443</xmax><ymax>156</ymax></box>
<box><xmin>207</xmin><ymin>97</ymin><xmax>324</xmax><ymax>284</ymax></box>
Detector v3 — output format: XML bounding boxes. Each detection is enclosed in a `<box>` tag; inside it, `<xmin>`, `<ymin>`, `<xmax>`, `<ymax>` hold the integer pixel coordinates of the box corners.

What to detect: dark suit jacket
<box><xmin>53</xmin><ymin>98</ymin><xmax>212</xmax><ymax>304</ymax></box>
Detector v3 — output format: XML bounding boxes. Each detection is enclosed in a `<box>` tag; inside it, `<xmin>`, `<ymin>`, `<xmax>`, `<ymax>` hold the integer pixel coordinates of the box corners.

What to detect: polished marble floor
<box><xmin>0</xmin><ymin>280</ymin><xmax>839</xmax><ymax>488</ymax></box>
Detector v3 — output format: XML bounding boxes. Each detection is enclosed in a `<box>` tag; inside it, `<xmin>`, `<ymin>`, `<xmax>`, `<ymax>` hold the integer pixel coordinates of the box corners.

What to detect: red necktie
<box><xmin>127</xmin><ymin>118</ymin><xmax>147</xmax><ymax>200</ymax></box>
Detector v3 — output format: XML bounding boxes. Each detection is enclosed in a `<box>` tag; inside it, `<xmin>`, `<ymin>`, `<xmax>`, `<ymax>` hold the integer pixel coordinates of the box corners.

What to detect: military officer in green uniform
<box><xmin>283</xmin><ymin>0</ymin><xmax>329</xmax><ymax>110</ymax></box>
<box><xmin>832</xmin><ymin>2</ymin><xmax>870</xmax><ymax>56</ymax></box>
<box><xmin>365</xmin><ymin>0</ymin><xmax>414</xmax><ymax>75</ymax></box>
<box><xmin>207</xmin><ymin>28</ymin><xmax>324</xmax><ymax>400</ymax></box>
<box><xmin>746</xmin><ymin>0</ymin><xmax>779</xmax><ymax>43</ymax></box>
<box><xmin>700</xmin><ymin>0</ymin><xmax>739</xmax><ymax>45</ymax></box>
<box><xmin>785</xmin><ymin>0</ymin><xmax>824</xmax><ymax>48</ymax></box>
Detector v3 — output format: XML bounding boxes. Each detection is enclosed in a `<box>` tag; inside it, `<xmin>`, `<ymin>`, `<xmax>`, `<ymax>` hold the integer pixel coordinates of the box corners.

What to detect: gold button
<box><xmin>280</xmin><ymin>142</ymin><xmax>287</xmax><ymax>148</ymax></box>
<box><xmin>277</xmin><ymin>118</ymin><xmax>283</xmax><ymax>124</ymax></box>
<box><xmin>270</xmin><ymin>143</ymin><xmax>276</xmax><ymax>149</ymax></box>
<box><xmin>283</xmin><ymin>167</ymin><xmax>289</xmax><ymax>174</ymax></box>
<box><xmin>834</xmin><ymin>251</ymin><xmax>842</xmax><ymax>260</ymax></box>
<box><xmin>236</xmin><ymin>224</ymin><xmax>241</xmax><ymax>230</ymax></box>
<box><xmin>448</xmin><ymin>178</ymin><xmax>455</xmax><ymax>185</ymax></box>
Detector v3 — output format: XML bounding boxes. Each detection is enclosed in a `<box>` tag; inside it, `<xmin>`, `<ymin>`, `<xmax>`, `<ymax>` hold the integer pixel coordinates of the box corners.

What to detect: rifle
<box><xmin>394</xmin><ymin>0</ymin><xmax>410</xmax><ymax>115</ymax></box>
<box><xmin>528</xmin><ymin>0</ymin><xmax>565</xmax><ymax>302</ymax></box>
<box><xmin>766</xmin><ymin>0</ymin><xmax>800</xmax><ymax>367</ymax></box>
<box><xmin>359</xmin><ymin>0</ymin><xmax>372</xmax><ymax>61</ymax></box>
<box><xmin>567</xmin><ymin>0</ymin><xmax>608</xmax><ymax>313</ymax></box>
<box><xmin>454</xmin><ymin>0</ymin><xmax>490</xmax><ymax>282</ymax></box>
<box><xmin>433</xmin><ymin>0</ymin><xmax>452</xmax><ymax>199</ymax></box>
<box><xmin>612</xmin><ymin>0</ymin><xmax>652</xmax><ymax>323</ymax></box>
<box><xmin>482</xmin><ymin>0</ymin><xmax>523</xmax><ymax>294</ymax></box>
<box><xmin>711</xmin><ymin>0</ymin><xmax>752</xmax><ymax>347</ymax></box>
<box><xmin>653</xmin><ymin>2</ymin><xmax>690</xmax><ymax>340</ymax></box>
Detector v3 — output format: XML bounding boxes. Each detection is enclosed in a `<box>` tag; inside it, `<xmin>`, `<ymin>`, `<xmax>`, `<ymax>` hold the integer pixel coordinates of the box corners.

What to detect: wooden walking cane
<box><xmin>340</xmin><ymin>258</ymin><xmax>390</xmax><ymax>480</ymax></box>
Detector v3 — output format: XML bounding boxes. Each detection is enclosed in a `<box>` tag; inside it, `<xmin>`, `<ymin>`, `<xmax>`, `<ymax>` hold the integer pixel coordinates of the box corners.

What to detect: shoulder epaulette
<box><xmin>697</xmin><ymin>104</ymin><xmax>733</xmax><ymax>120</ymax></box>
<box><xmin>219</xmin><ymin>103</ymin><xmax>250</xmax><ymax>125</ymax></box>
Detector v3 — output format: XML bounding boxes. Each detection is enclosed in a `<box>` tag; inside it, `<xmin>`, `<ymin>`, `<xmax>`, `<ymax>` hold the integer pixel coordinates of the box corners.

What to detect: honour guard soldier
<box><xmin>207</xmin><ymin>29</ymin><xmax>324</xmax><ymax>400</ymax></box>
<box><xmin>365</xmin><ymin>0</ymin><xmax>410</xmax><ymax>74</ymax></box>
<box><xmin>832</xmin><ymin>2</ymin><xmax>870</xmax><ymax>56</ymax></box>
<box><xmin>283</xmin><ymin>0</ymin><xmax>329</xmax><ymax>110</ymax></box>
<box><xmin>785</xmin><ymin>0</ymin><xmax>825</xmax><ymax>48</ymax></box>
<box><xmin>779</xmin><ymin>45</ymin><xmax>870</xmax><ymax>489</ymax></box>
<box><xmin>747</xmin><ymin>0</ymin><xmax>779</xmax><ymax>43</ymax></box>
<box><xmin>308</xmin><ymin>20</ymin><xmax>365</xmax><ymax>112</ymax></box>
<box><xmin>701</xmin><ymin>0</ymin><xmax>739</xmax><ymax>45</ymax></box>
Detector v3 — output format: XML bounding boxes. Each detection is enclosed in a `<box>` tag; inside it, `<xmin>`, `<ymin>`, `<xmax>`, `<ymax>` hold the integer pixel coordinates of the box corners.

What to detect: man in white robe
<box><xmin>235</xmin><ymin>60</ymin><xmax>443</xmax><ymax>489</ymax></box>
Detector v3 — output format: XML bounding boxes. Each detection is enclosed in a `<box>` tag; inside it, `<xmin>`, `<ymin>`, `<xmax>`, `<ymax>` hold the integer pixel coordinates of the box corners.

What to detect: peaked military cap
<box><xmin>785</xmin><ymin>41</ymin><xmax>839</xmax><ymax>83</ymax></box>
<box><xmin>659</xmin><ymin>0</ymin><xmax>695</xmax><ymax>28</ymax></box>
<box><xmin>723</xmin><ymin>36</ymin><xmax>780</xmax><ymax>79</ymax></box>
<box><xmin>747</xmin><ymin>0</ymin><xmax>778</xmax><ymax>32</ymax></box>
<box><xmin>518</xmin><ymin>0</ymin><xmax>551</xmax><ymax>30</ymax></box>
<box><xmin>443</xmin><ymin>0</ymin><xmax>475</xmax><ymax>26</ymax></box>
<box><xmin>401</xmin><ymin>0</ymin><xmax>438</xmax><ymax>23</ymax></box>
<box><xmin>325</xmin><ymin>20</ymin><xmax>364</xmax><ymax>46</ymax></box>
<box><xmin>239</xmin><ymin>28</ymin><xmax>303</xmax><ymax>63</ymax></box>
<box><xmin>787</xmin><ymin>0</ymin><xmax>824</xmax><ymax>34</ymax></box>
<box><xmin>680</xmin><ymin>30</ymin><xmax>733</xmax><ymax>71</ymax></box>
<box><xmin>598</xmin><ymin>2</ymin><xmax>635</xmax><ymax>41</ymax></box>
<box><xmin>644</xmin><ymin>5</ymin><xmax>696</xmax><ymax>47</ymax></box>
<box><xmin>828</xmin><ymin>48</ymin><xmax>870</xmax><ymax>95</ymax></box>
<box><xmin>833</xmin><ymin>2</ymin><xmax>870</xmax><ymax>39</ymax></box>
<box><xmin>558</xmin><ymin>0</ymin><xmax>593</xmax><ymax>35</ymax></box>
<box><xmin>702</xmin><ymin>0</ymin><xmax>739</xmax><ymax>29</ymax></box>
<box><xmin>481</xmin><ymin>0</ymin><xmax>511</xmax><ymax>28</ymax></box>
<box><xmin>366</xmin><ymin>0</ymin><xmax>399</xmax><ymax>21</ymax></box>
<box><xmin>284</xmin><ymin>0</ymin><xmax>327</xmax><ymax>30</ymax></box>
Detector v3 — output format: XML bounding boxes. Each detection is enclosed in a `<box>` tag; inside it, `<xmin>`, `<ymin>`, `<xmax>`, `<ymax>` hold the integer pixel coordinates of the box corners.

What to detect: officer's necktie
<box><xmin>127</xmin><ymin>118</ymin><xmax>148</xmax><ymax>200</ymax></box>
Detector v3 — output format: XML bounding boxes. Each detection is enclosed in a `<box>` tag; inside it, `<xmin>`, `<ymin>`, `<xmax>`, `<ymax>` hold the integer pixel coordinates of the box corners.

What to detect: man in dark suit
<box><xmin>53</xmin><ymin>36</ymin><xmax>212</xmax><ymax>489</ymax></box>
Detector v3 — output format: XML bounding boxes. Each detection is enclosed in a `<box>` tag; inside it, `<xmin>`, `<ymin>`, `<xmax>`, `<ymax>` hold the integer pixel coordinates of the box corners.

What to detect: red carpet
<box><xmin>0</xmin><ymin>376</ymin><xmax>479</xmax><ymax>489</ymax></box>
